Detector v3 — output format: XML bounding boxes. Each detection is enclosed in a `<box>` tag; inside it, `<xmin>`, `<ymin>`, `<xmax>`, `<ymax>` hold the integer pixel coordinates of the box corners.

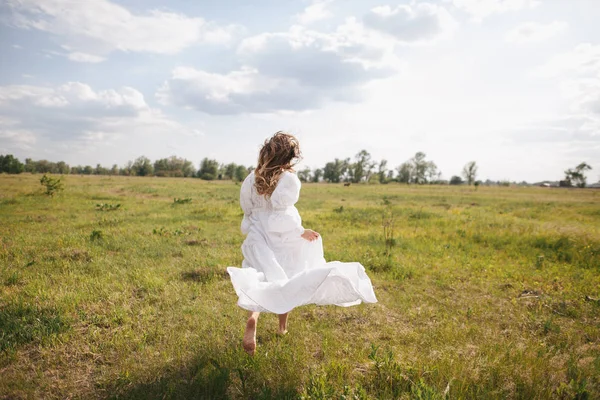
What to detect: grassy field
<box><xmin>1</xmin><ymin>174</ymin><xmax>599</xmax><ymax>399</ymax></box>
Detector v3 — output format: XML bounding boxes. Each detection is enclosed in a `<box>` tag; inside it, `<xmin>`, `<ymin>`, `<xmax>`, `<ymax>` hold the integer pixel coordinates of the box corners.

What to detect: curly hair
<box><xmin>254</xmin><ymin>131</ymin><xmax>301</xmax><ymax>197</ymax></box>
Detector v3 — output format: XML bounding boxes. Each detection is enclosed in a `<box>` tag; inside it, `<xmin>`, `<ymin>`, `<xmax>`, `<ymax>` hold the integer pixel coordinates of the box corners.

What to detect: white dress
<box><xmin>226</xmin><ymin>171</ymin><xmax>377</xmax><ymax>314</ymax></box>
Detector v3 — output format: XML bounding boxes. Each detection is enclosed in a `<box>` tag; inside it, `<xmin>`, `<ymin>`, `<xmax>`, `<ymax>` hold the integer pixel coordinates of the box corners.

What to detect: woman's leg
<box><xmin>278</xmin><ymin>313</ymin><xmax>289</xmax><ymax>335</ymax></box>
<box><xmin>243</xmin><ymin>311</ymin><xmax>259</xmax><ymax>355</ymax></box>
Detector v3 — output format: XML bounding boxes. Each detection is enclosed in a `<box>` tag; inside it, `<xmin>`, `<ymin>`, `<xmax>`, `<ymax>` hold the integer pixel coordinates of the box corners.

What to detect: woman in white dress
<box><xmin>227</xmin><ymin>132</ymin><xmax>377</xmax><ymax>355</ymax></box>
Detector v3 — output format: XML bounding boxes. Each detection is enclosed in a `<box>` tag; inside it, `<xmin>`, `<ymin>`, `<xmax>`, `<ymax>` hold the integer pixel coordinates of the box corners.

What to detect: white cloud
<box><xmin>0</xmin><ymin>82</ymin><xmax>147</xmax><ymax>112</ymax></box>
<box><xmin>505</xmin><ymin>21</ymin><xmax>567</xmax><ymax>44</ymax></box>
<box><xmin>295</xmin><ymin>0</ymin><xmax>333</xmax><ymax>25</ymax></box>
<box><xmin>363</xmin><ymin>3</ymin><xmax>458</xmax><ymax>43</ymax></box>
<box><xmin>451</xmin><ymin>0</ymin><xmax>540</xmax><ymax>21</ymax></box>
<box><xmin>158</xmin><ymin>22</ymin><xmax>399</xmax><ymax>115</ymax></box>
<box><xmin>533</xmin><ymin>43</ymin><xmax>600</xmax><ymax>158</ymax></box>
<box><xmin>67</xmin><ymin>52</ymin><xmax>106</xmax><ymax>63</ymax></box>
<box><xmin>4</xmin><ymin>0</ymin><xmax>240</xmax><ymax>61</ymax></box>
<box><xmin>0</xmin><ymin>117</ymin><xmax>36</xmax><ymax>150</ymax></box>
<box><xmin>535</xmin><ymin>43</ymin><xmax>600</xmax><ymax>78</ymax></box>
<box><xmin>0</xmin><ymin>82</ymin><xmax>192</xmax><ymax>155</ymax></box>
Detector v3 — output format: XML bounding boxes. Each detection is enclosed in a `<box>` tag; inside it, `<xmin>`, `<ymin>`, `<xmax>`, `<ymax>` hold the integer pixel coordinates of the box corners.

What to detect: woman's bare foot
<box><xmin>277</xmin><ymin>313</ymin><xmax>289</xmax><ymax>336</ymax></box>
<box><xmin>243</xmin><ymin>317</ymin><xmax>257</xmax><ymax>355</ymax></box>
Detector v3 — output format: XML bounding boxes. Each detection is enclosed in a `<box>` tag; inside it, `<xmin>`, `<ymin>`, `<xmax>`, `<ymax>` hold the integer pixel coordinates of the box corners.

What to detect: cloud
<box><xmin>0</xmin><ymin>117</ymin><xmax>36</xmax><ymax>151</ymax></box>
<box><xmin>451</xmin><ymin>0</ymin><xmax>540</xmax><ymax>21</ymax></box>
<box><xmin>535</xmin><ymin>43</ymin><xmax>600</xmax><ymax>78</ymax></box>
<box><xmin>295</xmin><ymin>0</ymin><xmax>333</xmax><ymax>25</ymax></box>
<box><xmin>67</xmin><ymin>52</ymin><xmax>106</xmax><ymax>63</ymax></box>
<box><xmin>511</xmin><ymin>115</ymin><xmax>600</xmax><ymax>144</ymax></box>
<box><xmin>3</xmin><ymin>0</ymin><xmax>240</xmax><ymax>61</ymax></box>
<box><xmin>505</xmin><ymin>21</ymin><xmax>567</xmax><ymax>44</ymax></box>
<box><xmin>0</xmin><ymin>82</ymin><xmax>192</xmax><ymax>154</ymax></box>
<box><xmin>363</xmin><ymin>3</ymin><xmax>457</xmax><ymax>43</ymax></box>
<box><xmin>535</xmin><ymin>43</ymin><xmax>600</xmax><ymax>116</ymax></box>
<box><xmin>532</xmin><ymin>42</ymin><xmax>600</xmax><ymax>161</ymax></box>
<box><xmin>158</xmin><ymin>22</ymin><xmax>399</xmax><ymax>115</ymax></box>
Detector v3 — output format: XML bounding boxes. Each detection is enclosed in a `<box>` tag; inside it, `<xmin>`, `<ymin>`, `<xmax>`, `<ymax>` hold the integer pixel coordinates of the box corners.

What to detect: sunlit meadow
<box><xmin>1</xmin><ymin>174</ymin><xmax>599</xmax><ymax>399</ymax></box>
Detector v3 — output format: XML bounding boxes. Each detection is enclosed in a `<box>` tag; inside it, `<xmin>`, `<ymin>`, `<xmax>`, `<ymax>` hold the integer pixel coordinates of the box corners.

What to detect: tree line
<box><xmin>0</xmin><ymin>151</ymin><xmax>593</xmax><ymax>187</ymax></box>
<box><xmin>0</xmin><ymin>154</ymin><xmax>252</xmax><ymax>182</ymax></box>
<box><xmin>0</xmin><ymin>151</ymin><xmax>468</xmax><ymax>184</ymax></box>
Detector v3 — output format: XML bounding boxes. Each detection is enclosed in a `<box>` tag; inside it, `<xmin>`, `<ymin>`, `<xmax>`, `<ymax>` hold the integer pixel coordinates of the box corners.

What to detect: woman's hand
<box><xmin>301</xmin><ymin>229</ymin><xmax>320</xmax><ymax>242</ymax></box>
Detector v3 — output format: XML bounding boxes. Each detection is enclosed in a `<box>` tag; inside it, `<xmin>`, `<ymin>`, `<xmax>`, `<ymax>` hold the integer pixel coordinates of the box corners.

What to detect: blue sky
<box><xmin>1</xmin><ymin>0</ymin><xmax>599</xmax><ymax>182</ymax></box>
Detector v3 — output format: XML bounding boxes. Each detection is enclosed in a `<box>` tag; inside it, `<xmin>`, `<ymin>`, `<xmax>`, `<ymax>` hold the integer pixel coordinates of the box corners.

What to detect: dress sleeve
<box><xmin>268</xmin><ymin>172</ymin><xmax>304</xmax><ymax>236</ymax></box>
<box><xmin>240</xmin><ymin>173</ymin><xmax>254</xmax><ymax>235</ymax></box>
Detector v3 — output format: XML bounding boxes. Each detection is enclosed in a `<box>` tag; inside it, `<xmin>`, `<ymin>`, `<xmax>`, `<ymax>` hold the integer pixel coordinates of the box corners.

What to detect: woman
<box><xmin>227</xmin><ymin>132</ymin><xmax>377</xmax><ymax>355</ymax></box>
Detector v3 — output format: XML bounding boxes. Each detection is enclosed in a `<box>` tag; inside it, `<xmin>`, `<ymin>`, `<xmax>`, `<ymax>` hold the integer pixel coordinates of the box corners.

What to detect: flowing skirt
<box><xmin>227</xmin><ymin>235</ymin><xmax>377</xmax><ymax>314</ymax></box>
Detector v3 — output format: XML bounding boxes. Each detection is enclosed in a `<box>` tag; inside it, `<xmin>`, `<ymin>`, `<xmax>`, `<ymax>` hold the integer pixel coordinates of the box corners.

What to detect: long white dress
<box><xmin>226</xmin><ymin>171</ymin><xmax>377</xmax><ymax>314</ymax></box>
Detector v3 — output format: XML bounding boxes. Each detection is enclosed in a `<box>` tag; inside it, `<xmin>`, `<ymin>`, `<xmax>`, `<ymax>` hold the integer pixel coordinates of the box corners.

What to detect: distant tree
<box><xmin>24</xmin><ymin>158</ymin><xmax>36</xmax><ymax>173</ymax></box>
<box><xmin>94</xmin><ymin>164</ymin><xmax>108</xmax><ymax>175</ymax></box>
<box><xmin>234</xmin><ymin>165</ymin><xmax>249</xmax><ymax>182</ymax></box>
<box><xmin>450</xmin><ymin>176</ymin><xmax>463</xmax><ymax>185</ymax></box>
<box><xmin>352</xmin><ymin>150</ymin><xmax>375</xmax><ymax>183</ymax></box>
<box><xmin>216</xmin><ymin>163</ymin><xmax>226</xmax><ymax>180</ymax></box>
<box><xmin>340</xmin><ymin>158</ymin><xmax>352</xmax><ymax>182</ymax></box>
<box><xmin>132</xmin><ymin>156</ymin><xmax>153</xmax><ymax>176</ymax></box>
<box><xmin>198</xmin><ymin>158</ymin><xmax>219</xmax><ymax>180</ymax></box>
<box><xmin>110</xmin><ymin>164</ymin><xmax>119</xmax><ymax>175</ymax></box>
<box><xmin>378</xmin><ymin>159</ymin><xmax>388</xmax><ymax>183</ymax></box>
<box><xmin>154</xmin><ymin>156</ymin><xmax>194</xmax><ymax>177</ymax></box>
<box><xmin>312</xmin><ymin>168</ymin><xmax>323</xmax><ymax>183</ymax></box>
<box><xmin>564</xmin><ymin>162</ymin><xmax>592</xmax><ymax>188</ymax></box>
<box><xmin>83</xmin><ymin>165</ymin><xmax>93</xmax><ymax>175</ymax></box>
<box><xmin>182</xmin><ymin>160</ymin><xmax>195</xmax><ymax>177</ymax></box>
<box><xmin>396</xmin><ymin>152</ymin><xmax>440</xmax><ymax>184</ymax></box>
<box><xmin>36</xmin><ymin>160</ymin><xmax>57</xmax><ymax>174</ymax></box>
<box><xmin>54</xmin><ymin>161</ymin><xmax>69</xmax><ymax>174</ymax></box>
<box><xmin>412</xmin><ymin>152</ymin><xmax>429</xmax><ymax>184</ymax></box>
<box><xmin>153</xmin><ymin>158</ymin><xmax>169</xmax><ymax>176</ymax></box>
<box><xmin>396</xmin><ymin>162</ymin><xmax>413</xmax><ymax>183</ymax></box>
<box><xmin>425</xmin><ymin>161</ymin><xmax>439</xmax><ymax>183</ymax></box>
<box><xmin>0</xmin><ymin>154</ymin><xmax>24</xmax><ymax>174</ymax></box>
<box><xmin>386</xmin><ymin>170</ymin><xmax>394</xmax><ymax>181</ymax></box>
<box><xmin>121</xmin><ymin>161</ymin><xmax>134</xmax><ymax>176</ymax></box>
<box><xmin>323</xmin><ymin>158</ymin><xmax>345</xmax><ymax>183</ymax></box>
<box><xmin>224</xmin><ymin>163</ymin><xmax>237</xmax><ymax>180</ymax></box>
<box><xmin>462</xmin><ymin>161</ymin><xmax>478</xmax><ymax>185</ymax></box>
<box><xmin>298</xmin><ymin>167</ymin><xmax>311</xmax><ymax>182</ymax></box>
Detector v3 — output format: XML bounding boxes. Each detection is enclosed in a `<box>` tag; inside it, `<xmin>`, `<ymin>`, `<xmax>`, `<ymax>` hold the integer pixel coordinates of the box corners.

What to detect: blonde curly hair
<box><xmin>254</xmin><ymin>131</ymin><xmax>301</xmax><ymax>197</ymax></box>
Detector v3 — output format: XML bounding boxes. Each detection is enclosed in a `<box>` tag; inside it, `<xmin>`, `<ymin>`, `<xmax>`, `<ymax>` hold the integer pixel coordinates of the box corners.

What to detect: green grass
<box><xmin>0</xmin><ymin>174</ymin><xmax>599</xmax><ymax>399</ymax></box>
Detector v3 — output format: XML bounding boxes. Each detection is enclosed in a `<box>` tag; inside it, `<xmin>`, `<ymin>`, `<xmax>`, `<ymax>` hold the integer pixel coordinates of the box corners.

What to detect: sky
<box><xmin>0</xmin><ymin>0</ymin><xmax>599</xmax><ymax>183</ymax></box>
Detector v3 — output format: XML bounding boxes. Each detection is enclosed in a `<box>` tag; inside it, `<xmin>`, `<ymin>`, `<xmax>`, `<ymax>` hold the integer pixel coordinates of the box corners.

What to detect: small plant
<box><xmin>90</xmin><ymin>230</ymin><xmax>103</xmax><ymax>241</ymax></box>
<box><xmin>382</xmin><ymin>207</ymin><xmax>395</xmax><ymax>257</ymax></box>
<box><xmin>333</xmin><ymin>205</ymin><xmax>344</xmax><ymax>213</ymax></box>
<box><xmin>40</xmin><ymin>174</ymin><xmax>63</xmax><ymax>196</ymax></box>
<box><xmin>4</xmin><ymin>271</ymin><xmax>21</xmax><ymax>286</ymax></box>
<box><xmin>95</xmin><ymin>203</ymin><xmax>121</xmax><ymax>211</ymax></box>
<box><xmin>173</xmin><ymin>197</ymin><xmax>192</xmax><ymax>204</ymax></box>
<box><xmin>153</xmin><ymin>227</ymin><xmax>189</xmax><ymax>237</ymax></box>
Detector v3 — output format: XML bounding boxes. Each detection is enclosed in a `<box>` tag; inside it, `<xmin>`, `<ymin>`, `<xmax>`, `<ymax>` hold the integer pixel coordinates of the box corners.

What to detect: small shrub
<box><xmin>173</xmin><ymin>197</ymin><xmax>192</xmax><ymax>204</ymax></box>
<box><xmin>153</xmin><ymin>227</ymin><xmax>189</xmax><ymax>237</ymax></box>
<box><xmin>382</xmin><ymin>208</ymin><xmax>395</xmax><ymax>257</ymax></box>
<box><xmin>95</xmin><ymin>203</ymin><xmax>121</xmax><ymax>211</ymax></box>
<box><xmin>181</xmin><ymin>268</ymin><xmax>227</xmax><ymax>284</ymax></box>
<box><xmin>90</xmin><ymin>230</ymin><xmax>103</xmax><ymax>241</ymax></box>
<box><xmin>40</xmin><ymin>174</ymin><xmax>63</xmax><ymax>196</ymax></box>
